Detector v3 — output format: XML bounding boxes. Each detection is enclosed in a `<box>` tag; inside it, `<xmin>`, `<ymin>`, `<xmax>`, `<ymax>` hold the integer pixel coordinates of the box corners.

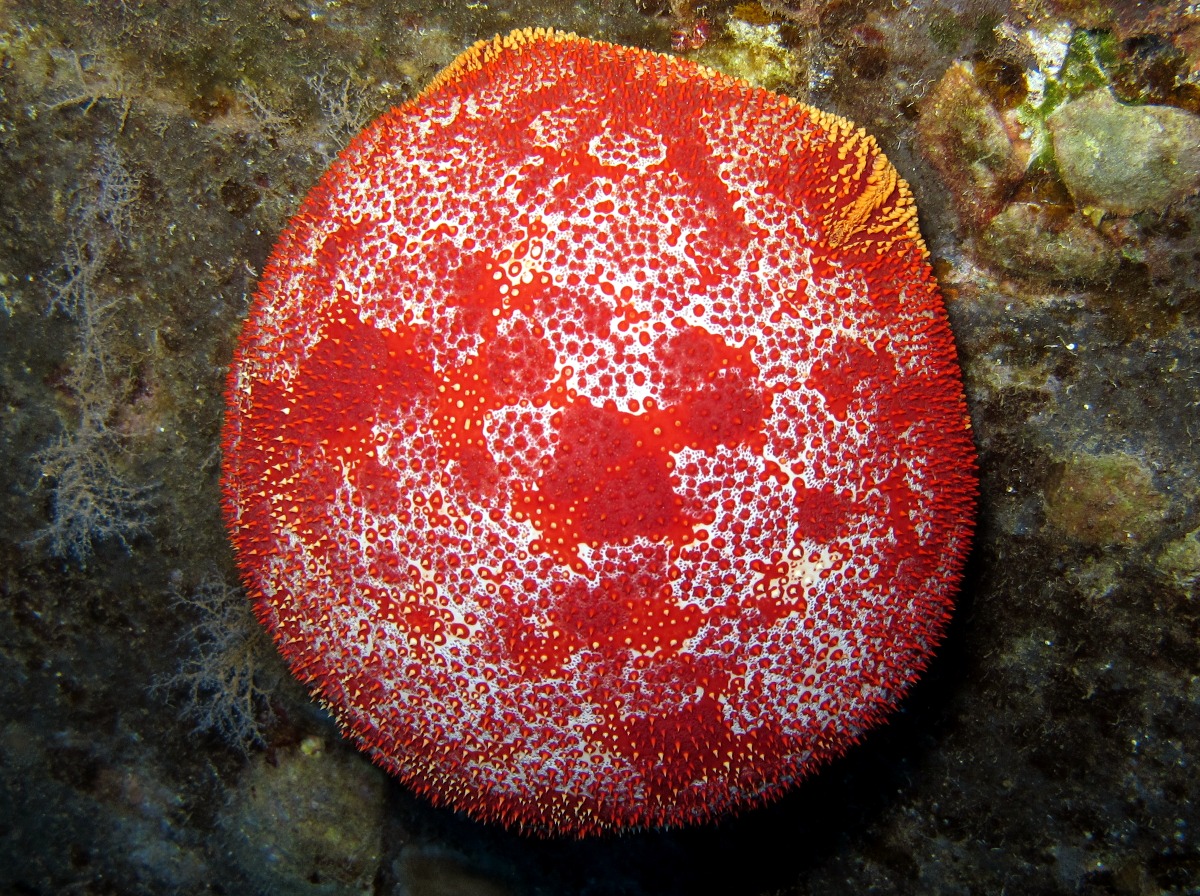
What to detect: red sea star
<box><xmin>222</xmin><ymin>27</ymin><xmax>977</xmax><ymax>835</ymax></box>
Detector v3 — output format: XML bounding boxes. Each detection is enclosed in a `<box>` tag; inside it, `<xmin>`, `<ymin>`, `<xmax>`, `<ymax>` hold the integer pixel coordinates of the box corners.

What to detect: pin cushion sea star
<box><xmin>222</xmin><ymin>27</ymin><xmax>977</xmax><ymax>835</ymax></box>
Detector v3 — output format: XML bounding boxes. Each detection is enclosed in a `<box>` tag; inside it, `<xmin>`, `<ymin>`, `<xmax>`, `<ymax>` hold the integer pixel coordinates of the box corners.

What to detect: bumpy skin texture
<box><xmin>222</xmin><ymin>28</ymin><xmax>977</xmax><ymax>835</ymax></box>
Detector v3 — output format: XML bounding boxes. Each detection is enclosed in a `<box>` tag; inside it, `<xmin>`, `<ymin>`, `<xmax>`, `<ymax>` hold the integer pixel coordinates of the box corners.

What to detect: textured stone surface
<box><xmin>219</xmin><ymin>740</ymin><xmax>386</xmax><ymax>895</ymax></box>
<box><xmin>1044</xmin><ymin>453</ymin><xmax>1169</xmax><ymax>546</ymax></box>
<box><xmin>1049</xmin><ymin>89</ymin><xmax>1200</xmax><ymax>215</ymax></box>
<box><xmin>392</xmin><ymin>846</ymin><xmax>513</xmax><ymax>896</ymax></box>
<box><xmin>918</xmin><ymin>61</ymin><xmax>1027</xmax><ymax>231</ymax></box>
<box><xmin>979</xmin><ymin>202</ymin><xmax>1120</xmax><ymax>283</ymax></box>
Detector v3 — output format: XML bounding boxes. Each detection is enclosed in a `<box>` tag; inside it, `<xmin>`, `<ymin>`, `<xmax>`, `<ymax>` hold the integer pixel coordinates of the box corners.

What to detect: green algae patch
<box><xmin>1044</xmin><ymin>453</ymin><xmax>1168</xmax><ymax>546</ymax></box>
<box><xmin>693</xmin><ymin>19</ymin><xmax>800</xmax><ymax>92</ymax></box>
<box><xmin>218</xmin><ymin>741</ymin><xmax>385</xmax><ymax>895</ymax></box>
<box><xmin>1156</xmin><ymin>528</ymin><xmax>1200</xmax><ymax>593</ymax></box>
<box><xmin>1013</xmin><ymin>29</ymin><xmax>1119</xmax><ymax>175</ymax></box>
<box><xmin>979</xmin><ymin>201</ymin><xmax>1119</xmax><ymax>284</ymax></box>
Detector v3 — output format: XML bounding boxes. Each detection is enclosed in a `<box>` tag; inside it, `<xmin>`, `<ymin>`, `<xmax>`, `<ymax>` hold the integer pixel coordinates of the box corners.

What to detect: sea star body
<box><xmin>222</xmin><ymin>28</ymin><xmax>977</xmax><ymax>835</ymax></box>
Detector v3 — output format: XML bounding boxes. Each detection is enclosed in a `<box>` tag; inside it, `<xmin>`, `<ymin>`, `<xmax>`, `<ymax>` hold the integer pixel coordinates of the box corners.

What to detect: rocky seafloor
<box><xmin>1</xmin><ymin>0</ymin><xmax>1197</xmax><ymax>894</ymax></box>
